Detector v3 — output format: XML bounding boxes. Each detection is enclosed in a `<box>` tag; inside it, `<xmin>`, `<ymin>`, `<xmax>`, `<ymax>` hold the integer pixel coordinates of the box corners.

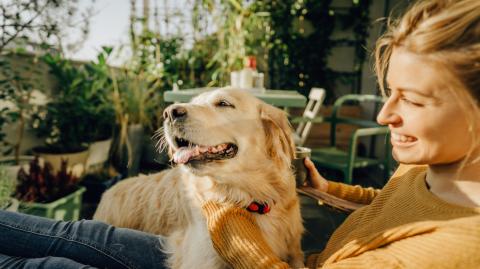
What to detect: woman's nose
<box><xmin>377</xmin><ymin>98</ymin><xmax>401</xmax><ymax>126</ymax></box>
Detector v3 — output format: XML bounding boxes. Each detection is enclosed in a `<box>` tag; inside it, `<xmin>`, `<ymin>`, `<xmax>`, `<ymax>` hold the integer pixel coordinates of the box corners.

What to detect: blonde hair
<box><xmin>375</xmin><ymin>0</ymin><xmax>480</xmax><ymax>165</ymax></box>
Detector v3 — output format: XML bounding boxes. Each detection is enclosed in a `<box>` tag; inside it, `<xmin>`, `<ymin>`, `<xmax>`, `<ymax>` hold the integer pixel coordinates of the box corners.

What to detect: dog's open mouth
<box><xmin>172</xmin><ymin>137</ymin><xmax>238</xmax><ymax>164</ymax></box>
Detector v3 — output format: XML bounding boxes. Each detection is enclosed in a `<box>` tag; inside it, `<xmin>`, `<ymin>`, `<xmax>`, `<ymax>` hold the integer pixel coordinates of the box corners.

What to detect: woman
<box><xmin>0</xmin><ymin>0</ymin><xmax>478</xmax><ymax>268</ymax></box>
<box><xmin>201</xmin><ymin>0</ymin><xmax>480</xmax><ymax>268</ymax></box>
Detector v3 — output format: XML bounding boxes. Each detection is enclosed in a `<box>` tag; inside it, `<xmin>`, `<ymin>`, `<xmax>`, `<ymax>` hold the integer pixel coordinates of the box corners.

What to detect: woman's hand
<box><xmin>304</xmin><ymin>157</ymin><xmax>329</xmax><ymax>192</ymax></box>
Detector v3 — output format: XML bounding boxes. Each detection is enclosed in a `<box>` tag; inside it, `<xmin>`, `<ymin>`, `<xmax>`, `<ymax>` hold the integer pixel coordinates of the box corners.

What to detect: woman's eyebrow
<box><xmin>387</xmin><ymin>84</ymin><xmax>432</xmax><ymax>98</ymax></box>
<box><xmin>398</xmin><ymin>87</ymin><xmax>431</xmax><ymax>97</ymax></box>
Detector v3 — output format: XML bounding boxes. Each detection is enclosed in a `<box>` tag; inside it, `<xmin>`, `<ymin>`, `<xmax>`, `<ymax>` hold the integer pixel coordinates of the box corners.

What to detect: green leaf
<box><xmin>102</xmin><ymin>46</ymin><xmax>113</xmax><ymax>55</ymax></box>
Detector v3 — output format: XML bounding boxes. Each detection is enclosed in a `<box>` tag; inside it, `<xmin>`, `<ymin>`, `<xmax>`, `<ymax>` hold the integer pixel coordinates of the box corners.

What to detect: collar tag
<box><xmin>246</xmin><ymin>201</ymin><xmax>271</xmax><ymax>214</ymax></box>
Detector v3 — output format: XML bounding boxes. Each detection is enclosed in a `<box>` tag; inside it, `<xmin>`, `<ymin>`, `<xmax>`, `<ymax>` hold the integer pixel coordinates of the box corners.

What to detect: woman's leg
<box><xmin>0</xmin><ymin>253</ymin><xmax>96</xmax><ymax>269</ymax></box>
<box><xmin>0</xmin><ymin>210</ymin><xmax>168</xmax><ymax>269</ymax></box>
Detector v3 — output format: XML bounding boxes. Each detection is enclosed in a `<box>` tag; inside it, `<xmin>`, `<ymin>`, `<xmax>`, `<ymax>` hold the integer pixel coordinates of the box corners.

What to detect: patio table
<box><xmin>163</xmin><ymin>87</ymin><xmax>307</xmax><ymax>108</ymax></box>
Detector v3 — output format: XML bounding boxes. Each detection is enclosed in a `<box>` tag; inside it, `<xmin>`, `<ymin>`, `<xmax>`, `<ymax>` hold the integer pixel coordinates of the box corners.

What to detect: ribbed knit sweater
<box><xmin>202</xmin><ymin>166</ymin><xmax>480</xmax><ymax>268</ymax></box>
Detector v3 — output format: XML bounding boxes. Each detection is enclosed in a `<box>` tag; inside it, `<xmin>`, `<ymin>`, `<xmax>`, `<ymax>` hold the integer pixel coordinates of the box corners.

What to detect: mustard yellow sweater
<box><xmin>202</xmin><ymin>166</ymin><xmax>480</xmax><ymax>268</ymax></box>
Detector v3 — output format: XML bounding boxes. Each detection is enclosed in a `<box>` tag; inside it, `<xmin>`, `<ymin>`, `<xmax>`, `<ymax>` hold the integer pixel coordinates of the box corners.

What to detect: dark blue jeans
<box><xmin>0</xmin><ymin>210</ymin><xmax>168</xmax><ymax>269</ymax></box>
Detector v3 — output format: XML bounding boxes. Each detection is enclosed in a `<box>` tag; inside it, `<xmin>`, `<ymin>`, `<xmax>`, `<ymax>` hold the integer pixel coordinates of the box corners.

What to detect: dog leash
<box><xmin>297</xmin><ymin>186</ymin><xmax>365</xmax><ymax>213</ymax></box>
<box><xmin>245</xmin><ymin>187</ymin><xmax>365</xmax><ymax>215</ymax></box>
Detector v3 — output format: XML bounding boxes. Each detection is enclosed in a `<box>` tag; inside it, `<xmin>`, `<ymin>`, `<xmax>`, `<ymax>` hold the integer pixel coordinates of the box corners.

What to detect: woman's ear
<box><xmin>259</xmin><ymin>103</ymin><xmax>296</xmax><ymax>166</ymax></box>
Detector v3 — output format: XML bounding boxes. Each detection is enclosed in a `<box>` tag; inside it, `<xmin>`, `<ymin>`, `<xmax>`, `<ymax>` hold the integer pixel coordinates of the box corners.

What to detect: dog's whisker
<box><xmin>155</xmin><ymin>136</ymin><xmax>168</xmax><ymax>153</ymax></box>
<box><xmin>158</xmin><ymin>140</ymin><xmax>168</xmax><ymax>153</ymax></box>
<box><xmin>152</xmin><ymin>127</ymin><xmax>164</xmax><ymax>140</ymax></box>
<box><xmin>151</xmin><ymin>127</ymin><xmax>170</xmax><ymax>153</ymax></box>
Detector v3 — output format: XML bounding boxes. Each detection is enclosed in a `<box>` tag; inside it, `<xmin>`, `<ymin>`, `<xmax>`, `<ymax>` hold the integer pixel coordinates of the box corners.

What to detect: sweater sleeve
<box><xmin>318</xmin><ymin>218</ymin><xmax>480</xmax><ymax>269</ymax></box>
<box><xmin>326</xmin><ymin>181</ymin><xmax>380</xmax><ymax>205</ymax></box>
<box><xmin>324</xmin><ymin>165</ymin><xmax>422</xmax><ymax>205</ymax></box>
<box><xmin>202</xmin><ymin>201</ymin><xmax>290</xmax><ymax>269</ymax></box>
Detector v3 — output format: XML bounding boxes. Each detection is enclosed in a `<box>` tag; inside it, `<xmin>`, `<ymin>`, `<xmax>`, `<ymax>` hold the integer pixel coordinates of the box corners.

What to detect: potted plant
<box><xmin>31</xmin><ymin>49</ymin><xmax>116</xmax><ymax>175</ymax></box>
<box><xmin>16</xmin><ymin>157</ymin><xmax>85</xmax><ymax>221</ymax></box>
<box><xmin>120</xmin><ymin>26</ymin><xmax>184</xmax><ymax>174</ymax></box>
<box><xmin>0</xmin><ymin>52</ymin><xmax>45</xmax><ymax>175</ymax></box>
<box><xmin>81</xmin><ymin>48</ymin><xmax>117</xmax><ymax>172</ymax></box>
<box><xmin>109</xmin><ymin>69</ymin><xmax>159</xmax><ymax>177</ymax></box>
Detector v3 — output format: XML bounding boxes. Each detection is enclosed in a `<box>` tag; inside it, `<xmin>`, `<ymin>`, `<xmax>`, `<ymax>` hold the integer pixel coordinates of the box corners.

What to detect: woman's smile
<box><xmin>390</xmin><ymin>132</ymin><xmax>417</xmax><ymax>147</ymax></box>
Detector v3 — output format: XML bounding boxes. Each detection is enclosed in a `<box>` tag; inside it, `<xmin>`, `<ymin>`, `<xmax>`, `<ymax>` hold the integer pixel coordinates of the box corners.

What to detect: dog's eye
<box><xmin>216</xmin><ymin>100</ymin><xmax>234</xmax><ymax>108</ymax></box>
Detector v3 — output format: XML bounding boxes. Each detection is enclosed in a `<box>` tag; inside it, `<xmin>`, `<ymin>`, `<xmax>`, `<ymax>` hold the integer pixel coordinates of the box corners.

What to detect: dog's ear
<box><xmin>259</xmin><ymin>103</ymin><xmax>296</xmax><ymax>165</ymax></box>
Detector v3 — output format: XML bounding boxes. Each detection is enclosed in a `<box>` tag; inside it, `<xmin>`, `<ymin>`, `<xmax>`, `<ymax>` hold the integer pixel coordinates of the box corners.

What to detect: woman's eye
<box><xmin>216</xmin><ymin>100</ymin><xmax>234</xmax><ymax>108</ymax></box>
<box><xmin>401</xmin><ymin>97</ymin><xmax>422</xmax><ymax>107</ymax></box>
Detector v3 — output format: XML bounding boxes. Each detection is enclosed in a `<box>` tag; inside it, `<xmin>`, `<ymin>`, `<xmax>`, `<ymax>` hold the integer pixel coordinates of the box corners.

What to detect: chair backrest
<box><xmin>329</xmin><ymin>94</ymin><xmax>386</xmax><ymax>147</ymax></box>
<box><xmin>295</xmin><ymin>88</ymin><xmax>326</xmax><ymax>146</ymax></box>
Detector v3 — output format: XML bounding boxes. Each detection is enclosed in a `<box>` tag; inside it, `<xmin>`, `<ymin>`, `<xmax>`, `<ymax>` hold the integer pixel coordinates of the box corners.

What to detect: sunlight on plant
<box><xmin>0</xmin><ymin>166</ymin><xmax>15</xmax><ymax>209</ymax></box>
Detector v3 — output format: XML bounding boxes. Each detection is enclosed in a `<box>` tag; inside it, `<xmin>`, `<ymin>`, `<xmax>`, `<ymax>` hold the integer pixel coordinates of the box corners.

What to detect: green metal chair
<box><xmin>310</xmin><ymin>94</ymin><xmax>392</xmax><ymax>184</ymax></box>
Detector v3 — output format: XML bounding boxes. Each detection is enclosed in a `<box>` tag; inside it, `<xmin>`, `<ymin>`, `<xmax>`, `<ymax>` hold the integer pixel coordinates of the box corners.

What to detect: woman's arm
<box><xmin>202</xmin><ymin>201</ymin><xmax>290</xmax><ymax>269</ymax></box>
<box><xmin>305</xmin><ymin>158</ymin><xmax>379</xmax><ymax>205</ymax></box>
<box><xmin>325</xmin><ymin>181</ymin><xmax>380</xmax><ymax>205</ymax></box>
<box><xmin>320</xmin><ymin>218</ymin><xmax>480</xmax><ymax>269</ymax></box>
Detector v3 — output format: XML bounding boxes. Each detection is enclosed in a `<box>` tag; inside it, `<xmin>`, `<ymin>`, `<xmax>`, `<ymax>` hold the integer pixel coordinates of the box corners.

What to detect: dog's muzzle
<box><xmin>163</xmin><ymin>104</ymin><xmax>238</xmax><ymax>165</ymax></box>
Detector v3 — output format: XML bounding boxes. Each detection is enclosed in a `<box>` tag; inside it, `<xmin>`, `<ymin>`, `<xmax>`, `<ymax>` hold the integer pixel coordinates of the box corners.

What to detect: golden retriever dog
<box><xmin>94</xmin><ymin>88</ymin><xmax>304</xmax><ymax>268</ymax></box>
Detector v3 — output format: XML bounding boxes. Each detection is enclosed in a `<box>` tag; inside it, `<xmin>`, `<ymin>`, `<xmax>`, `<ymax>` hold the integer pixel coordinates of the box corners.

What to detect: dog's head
<box><xmin>160</xmin><ymin>88</ymin><xmax>295</xmax><ymax>185</ymax></box>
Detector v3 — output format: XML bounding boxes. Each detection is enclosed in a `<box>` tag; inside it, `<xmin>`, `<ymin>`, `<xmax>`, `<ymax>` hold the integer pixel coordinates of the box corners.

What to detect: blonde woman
<box><xmin>201</xmin><ymin>0</ymin><xmax>480</xmax><ymax>268</ymax></box>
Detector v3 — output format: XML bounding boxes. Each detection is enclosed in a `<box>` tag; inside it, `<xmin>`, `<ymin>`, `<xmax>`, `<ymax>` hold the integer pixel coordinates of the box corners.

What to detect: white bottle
<box><xmin>239</xmin><ymin>56</ymin><xmax>257</xmax><ymax>89</ymax></box>
<box><xmin>230</xmin><ymin>71</ymin><xmax>241</xmax><ymax>87</ymax></box>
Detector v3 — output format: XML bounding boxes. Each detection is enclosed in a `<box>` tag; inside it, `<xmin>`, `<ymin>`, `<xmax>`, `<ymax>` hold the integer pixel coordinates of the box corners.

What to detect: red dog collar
<box><xmin>246</xmin><ymin>201</ymin><xmax>271</xmax><ymax>214</ymax></box>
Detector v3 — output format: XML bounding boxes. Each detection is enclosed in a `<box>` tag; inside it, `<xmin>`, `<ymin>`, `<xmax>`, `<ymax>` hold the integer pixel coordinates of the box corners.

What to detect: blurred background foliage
<box><xmin>122</xmin><ymin>0</ymin><xmax>372</xmax><ymax>106</ymax></box>
<box><xmin>0</xmin><ymin>0</ymin><xmax>374</xmax><ymax>158</ymax></box>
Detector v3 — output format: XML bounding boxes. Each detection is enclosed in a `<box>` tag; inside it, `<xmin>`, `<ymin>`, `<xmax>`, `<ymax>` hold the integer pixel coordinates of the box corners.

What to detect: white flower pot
<box><xmin>86</xmin><ymin>138</ymin><xmax>112</xmax><ymax>172</ymax></box>
<box><xmin>0</xmin><ymin>155</ymin><xmax>35</xmax><ymax>180</ymax></box>
<box><xmin>34</xmin><ymin>148</ymin><xmax>90</xmax><ymax>178</ymax></box>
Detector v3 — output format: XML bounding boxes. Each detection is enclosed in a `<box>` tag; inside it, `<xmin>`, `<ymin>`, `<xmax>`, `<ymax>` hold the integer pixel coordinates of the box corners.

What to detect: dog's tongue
<box><xmin>173</xmin><ymin>144</ymin><xmax>228</xmax><ymax>164</ymax></box>
<box><xmin>173</xmin><ymin>147</ymin><xmax>199</xmax><ymax>164</ymax></box>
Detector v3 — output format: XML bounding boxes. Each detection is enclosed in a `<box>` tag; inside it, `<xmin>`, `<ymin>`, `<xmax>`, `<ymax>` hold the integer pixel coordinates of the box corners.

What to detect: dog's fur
<box><xmin>94</xmin><ymin>88</ymin><xmax>304</xmax><ymax>268</ymax></box>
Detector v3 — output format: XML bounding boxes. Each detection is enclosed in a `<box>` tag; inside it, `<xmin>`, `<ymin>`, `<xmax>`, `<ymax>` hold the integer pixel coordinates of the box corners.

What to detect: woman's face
<box><xmin>377</xmin><ymin>47</ymin><xmax>477</xmax><ymax>165</ymax></box>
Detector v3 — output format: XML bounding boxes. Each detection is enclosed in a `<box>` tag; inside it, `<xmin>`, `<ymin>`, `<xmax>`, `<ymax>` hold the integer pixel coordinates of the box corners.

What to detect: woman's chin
<box><xmin>392</xmin><ymin>150</ymin><xmax>425</xmax><ymax>165</ymax></box>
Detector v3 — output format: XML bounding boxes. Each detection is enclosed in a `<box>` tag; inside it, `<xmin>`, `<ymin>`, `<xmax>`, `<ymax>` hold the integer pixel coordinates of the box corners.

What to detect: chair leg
<box><xmin>344</xmin><ymin>168</ymin><xmax>353</xmax><ymax>185</ymax></box>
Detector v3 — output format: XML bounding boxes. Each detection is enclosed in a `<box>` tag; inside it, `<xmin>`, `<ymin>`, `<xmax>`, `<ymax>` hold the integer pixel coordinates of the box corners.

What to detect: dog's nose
<box><xmin>163</xmin><ymin>105</ymin><xmax>187</xmax><ymax>121</ymax></box>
